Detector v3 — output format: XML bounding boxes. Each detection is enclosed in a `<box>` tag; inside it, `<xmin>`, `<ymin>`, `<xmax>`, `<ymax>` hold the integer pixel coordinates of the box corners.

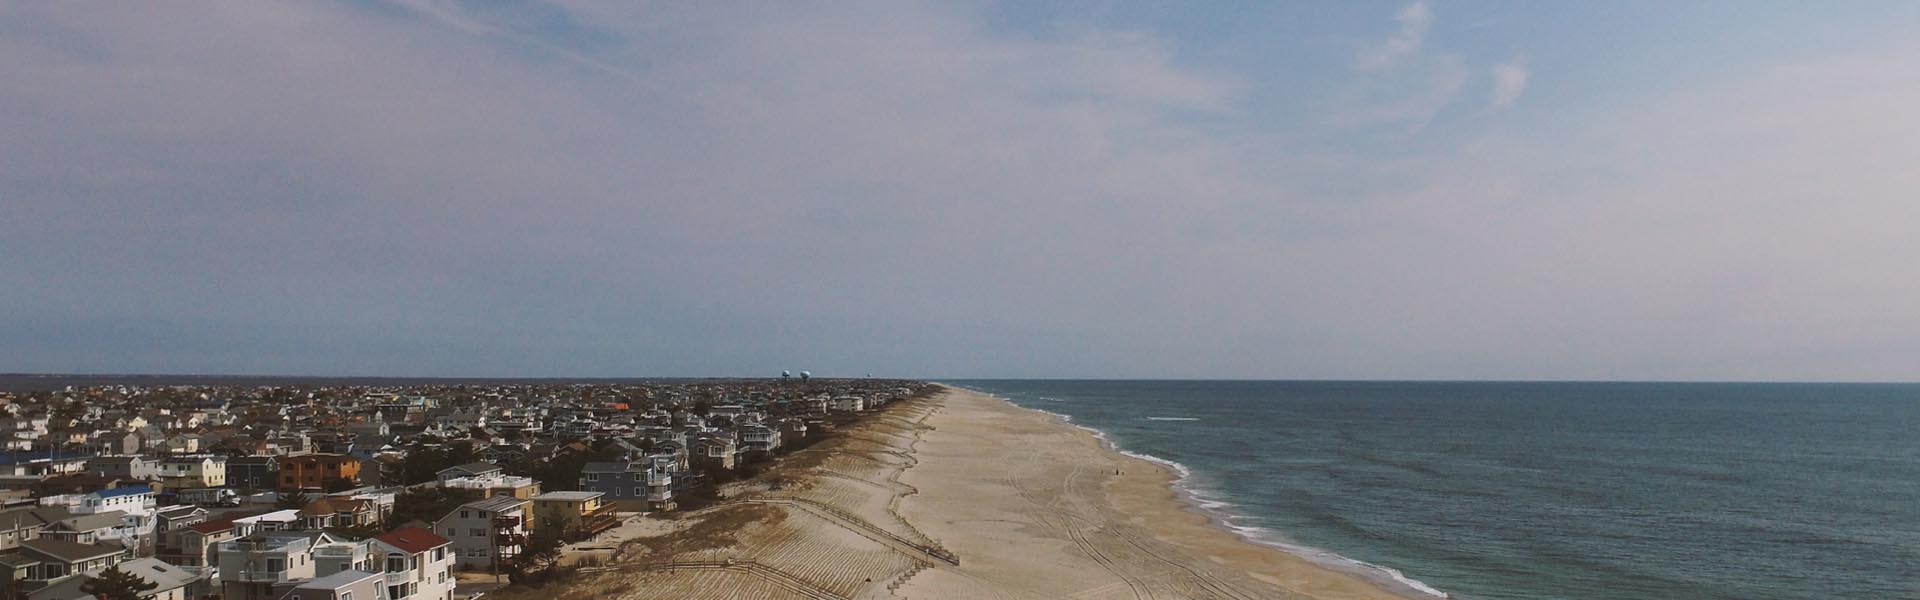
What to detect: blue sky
<box><xmin>4</xmin><ymin>1</ymin><xmax>1919</xmax><ymax>380</ymax></box>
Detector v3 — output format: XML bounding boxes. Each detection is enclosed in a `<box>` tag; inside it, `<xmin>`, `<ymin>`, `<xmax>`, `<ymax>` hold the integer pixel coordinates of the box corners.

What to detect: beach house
<box><xmin>431</xmin><ymin>497</ymin><xmax>529</xmax><ymax>571</ymax></box>
<box><xmin>0</xmin><ymin>538</ymin><xmax>131</xmax><ymax>600</ymax></box>
<box><xmin>82</xmin><ymin>457</ymin><xmax>157</xmax><ymax>482</ymax></box>
<box><xmin>217</xmin><ymin>533</ymin><xmax>323</xmax><ymax>600</ymax></box>
<box><xmin>528</xmin><ymin>491</ymin><xmax>619</xmax><ymax>538</ymax></box>
<box><xmin>226</xmin><ymin>456</ymin><xmax>280</xmax><ymax>491</ymax></box>
<box><xmin>278</xmin><ymin>455</ymin><xmax>360</xmax><ymax>492</ymax></box>
<box><xmin>157</xmin><ymin>456</ymin><xmax>225</xmax><ymax>489</ymax></box>
<box><xmin>101</xmin><ymin>557</ymin><xmax>195</xmax><ymax>600</ymax></box>
<box><xmin>368</xmin><ymin>528</ymin><xmax>453</xmax><ymax>600</ymax></box>
<box><xmin>579</xmin><ymin>461</ymin><xmax>673</xmax><ymax>512</ymax></box>
<box><xmin>274</xmin><ymin>569</ymin><xmax>381</xmax><ymax>600</ymax></box>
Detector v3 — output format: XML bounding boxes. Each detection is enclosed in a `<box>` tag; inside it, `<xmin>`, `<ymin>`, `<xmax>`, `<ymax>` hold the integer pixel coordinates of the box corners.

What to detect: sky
<box><xmin>4</xmin><ymin>1</ymin><xmax>1920</xmax><ymax>380</ymax></box>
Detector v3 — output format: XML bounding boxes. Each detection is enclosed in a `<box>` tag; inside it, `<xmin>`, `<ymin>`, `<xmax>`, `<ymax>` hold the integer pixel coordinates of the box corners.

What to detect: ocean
<box><xmin>948</xmin><ymin>380</ymin><xmax>1920</xmax><ymax>600</ymax></box>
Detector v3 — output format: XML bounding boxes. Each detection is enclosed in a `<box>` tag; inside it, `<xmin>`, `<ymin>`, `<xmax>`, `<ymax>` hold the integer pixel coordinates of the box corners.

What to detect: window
<box><xmin>342</xmin><ymin>593</ymin><xmax>353</xmax><ymax>600</ymax></box>
<box><xmin>266</xmin><ymin>558</ymin><xmax>284</xmax><ymax>571</ymax></box>
<box><xmin>585</xmin><ymin>474</ymin><xmax>598</xmax><ymax>482</ymax></box>
<box><xmin>432</xmin><ymin>548</ymin><xmax>444</xmax><ymax>561</ymax></box>
<box><xmin>469</xmin><ymin>529</ymin><xmax>484</xmax><ymax>538</ymax></box>
<box><xmin>458</xmin><ymin>511</ymin><xmax>468</xmax><ymax>519</ymax></box>
<box><xmin>386</xmin><ymin>554</ymin><xmax>406</xmax><ymax>573</ymax></box>
<box><xmin>633</xmin><ymin>487</ymin><xmax>643</xmax><ymax>496</ymax></box>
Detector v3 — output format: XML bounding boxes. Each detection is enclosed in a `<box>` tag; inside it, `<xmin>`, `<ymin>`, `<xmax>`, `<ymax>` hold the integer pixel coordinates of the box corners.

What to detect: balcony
<box><xmin>581</xmin><ymin>505</ymin><xmax>622</xmax><ymax>533</ymax></box>
<box><xmin>491</xmin><ymin>516</ymin><xmax>522</xmax><ymax>529</ymax></box>
<box><xmin>384</xmin><ymin>571</ymin><xmax>416</xmax><ymax>584</ymax></box>
<box><xmin>228</xmin><ymin>570</ymin><xmax>290</xmax><ymax>583</ymax></box>
<box><xmin>582</xmin><ymin>503</ymin><xmax>617</xmax><ymax>518</ymax></box>
<box><xmin>646</xmin><ymin>490</ymin><xmax>672</xmax><ymax>502</ymax></box>
<box><xmin>645</xmin><ymin>473</ymin><xmax>671</xmax><ymax>486</ymax></box>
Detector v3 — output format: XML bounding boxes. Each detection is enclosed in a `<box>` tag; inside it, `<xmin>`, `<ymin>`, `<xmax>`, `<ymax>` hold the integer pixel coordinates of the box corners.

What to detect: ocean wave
<box><xmin>986</xmin><ymin>388</ymin><xmax>1451</xmax><ymax>600</ymax></box>
<box><xmin>1145</xmin><ymin>416</ymin><xmax>1200</xmax><ymax>421</ymax></box>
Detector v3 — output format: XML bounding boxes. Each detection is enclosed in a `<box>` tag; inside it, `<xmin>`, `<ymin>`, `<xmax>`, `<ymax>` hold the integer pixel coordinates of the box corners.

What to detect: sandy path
<box><xmin>893</xmin><ymin>386</ymin><xmax>1417</xmax><ymax>600</ymax></box>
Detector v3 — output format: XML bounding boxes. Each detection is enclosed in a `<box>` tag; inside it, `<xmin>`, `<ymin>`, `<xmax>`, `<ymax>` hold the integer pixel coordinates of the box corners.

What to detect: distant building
<box><xmin>83</xmin><ymin>457</ymin><xmax>157</xmax><ymax>482</ymax></box>
<box><xmin>278</xmin><ymin>455</ymin><xmax>360</xmax><ymax>492</ymax></box>
<box><xmin>157</xmin><ymin>456</ymin><xmax>226</xmax><ymax>489</ymax></box>
<box><xmin>432</xmin><ymin>463</ymin><xmax>500</xmax><ymax>484</ymax></box>
<box><xmin>578</xmin><ymin>462</ymin><xmax>673</xmax><ymax>512</ymax></box>
<box><xmin>226</xmin><ymin>456</ymin><xmax>280</xmax><ymax>491</ymax></box>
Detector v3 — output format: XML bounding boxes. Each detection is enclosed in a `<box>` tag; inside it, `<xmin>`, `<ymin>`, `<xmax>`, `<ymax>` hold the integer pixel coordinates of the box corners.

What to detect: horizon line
<box><xmin>3</xmin><ymin>372</ymin><xmax>1917</xmax><ymax>386</ymax></box>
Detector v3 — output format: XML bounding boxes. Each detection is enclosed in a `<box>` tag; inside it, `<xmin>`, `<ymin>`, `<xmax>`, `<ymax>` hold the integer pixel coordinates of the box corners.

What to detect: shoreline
<box><xmin>521</xmin><ymin>384</ymin><xmax>1436</xmax><ymax>599</ymax></box>
<box><xmin>1004</xmin><ymin>392</ymin><xmax>1449</xmax><ymax>600</ymax></box>
<box><xmin>895</xmin><ymin>384</ymin><xmax>1425</xmax><ymax>599</ymax></box>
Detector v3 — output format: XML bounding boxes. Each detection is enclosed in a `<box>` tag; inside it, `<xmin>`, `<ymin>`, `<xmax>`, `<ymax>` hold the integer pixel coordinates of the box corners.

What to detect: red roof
<box><xmin>377</xmin><ymin>527</ymin><xmax>450</xmax><ymax>553</ymax></box>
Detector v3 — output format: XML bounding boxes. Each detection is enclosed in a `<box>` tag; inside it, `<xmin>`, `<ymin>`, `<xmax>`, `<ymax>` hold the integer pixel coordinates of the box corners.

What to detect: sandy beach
<box><xmin>540</xmin><ymin>385</ymin><xmax>1416</xmax><ymax>600</ymax></box>
<box><xmin>893</xmin><ymin>386</ymin><xmax>1415</xmax><ymax>600</ymax></box>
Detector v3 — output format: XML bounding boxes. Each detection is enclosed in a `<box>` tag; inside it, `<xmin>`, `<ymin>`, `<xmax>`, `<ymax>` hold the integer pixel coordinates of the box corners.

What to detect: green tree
<box><xmin>387</xmin><ymin>487</ymin><xmax>479</xmax><ymax>528</ymax></box>
<box><xmin>504</xmin><ymin>531</ymin><xmax>568</xmax><ymax>585</ymax></box>
<box><xmin>275</xmin><ymin>491</ymin><xmax>310</xmax><ymax>510</ymax></box>
<box><xmin>81</xmin><ymin>567</ymin><xmax>157</xmax><ymax>600</ymax></box>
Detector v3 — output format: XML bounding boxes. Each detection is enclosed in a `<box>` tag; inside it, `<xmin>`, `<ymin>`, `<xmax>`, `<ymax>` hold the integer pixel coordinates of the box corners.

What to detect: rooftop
<box><xmin>116</xmin><ymin>557</ymin><xmax>198</xmax><ymax>591</ymax></box>
<box><xmin>375</xmin><ymin>527</ymin><xmax>449</xmax><ymax>553</ymax></box>
<box><xmin>21</xmin><ymin>538</ymin><xmax>123</xmax><ymax>562</ymax></box>
<box><xmin>437</xmin><ymin>462</ymin><xmax>501</xmax><ymax>476</ymax></box>
<box><xmin>461</xmin><ymin>496</ymin><xmax>528</xmax><ymax>514</ymax></box>
<box><xmin>295</xmin><ymin>569</ymin><xmax>379</xmax><ymax>590</ymax></box>
<box><xmin>93</xmin><ymin>485</ymin><xmax>152</xmax><ymax>499</ymax></box>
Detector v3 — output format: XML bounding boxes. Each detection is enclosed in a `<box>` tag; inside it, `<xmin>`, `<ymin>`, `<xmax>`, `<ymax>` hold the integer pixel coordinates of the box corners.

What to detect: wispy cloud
<box><xmin>4</xmin><ymin>2</ymin><xmax>1918</xmax><ymax>380</ymax></box>
<box><xmin>1358</xmin><ymin>1</ymin><xmax>1433</xmax><ymax>71</ymax></box>
<box><xmin>1490</xmin><ymin>58</ymin><xmax>1530</xmax><ymax>109</ymax></box>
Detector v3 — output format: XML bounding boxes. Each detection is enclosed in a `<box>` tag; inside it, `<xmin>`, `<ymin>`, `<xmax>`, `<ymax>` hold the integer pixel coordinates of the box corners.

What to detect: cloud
<box><xmin>1333</xmin><ymin>54</ymin><xmax>1469</xmax><ymax>131</ymax></box>
<box><xmin>0</xmin><ymin>1</ymin><xmax>1257</xmax><ymax>377</ymax></box>
<box><xmin>3</xmin><ymin>2</ymin><xmax>1919</xmax><ymax>381</ymax></box>
<box><xmin>1358</xmin><ymin>1</ymin><xmax>1433</xmax><ymax>71</ymax></box>
<box><xmin>1490</xmin><ymin>59</ymin><xmax>1530</xmax><ymax>109</ymax></box>
<box><xmin>1340</xmin><ymin>1</ymin><xmax>1469</xmax><ymax>130</ymax></box>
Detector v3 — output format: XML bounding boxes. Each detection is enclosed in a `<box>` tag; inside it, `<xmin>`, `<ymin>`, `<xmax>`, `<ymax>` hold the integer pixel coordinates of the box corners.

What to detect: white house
<box><xmin>369</xmin><ymin>528</ymin><xmax>453</xmax><ymax>600</ymax></box>
<box><xmin>431</xmin><ymin>497</ymin><xmax>528</xmax><ymax>571</ymax></box>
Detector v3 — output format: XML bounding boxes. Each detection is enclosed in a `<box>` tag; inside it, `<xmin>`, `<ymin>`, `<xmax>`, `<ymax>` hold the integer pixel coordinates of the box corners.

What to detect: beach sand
<box><xmin>532</xmin><ymin>385</ymin><xmax>1417</xmax><ymax>600</ymax></box>
<box><xmin>893</xmin><ymin>385</ymin><xmax>1417</xmax><ymax>600</ymax></box>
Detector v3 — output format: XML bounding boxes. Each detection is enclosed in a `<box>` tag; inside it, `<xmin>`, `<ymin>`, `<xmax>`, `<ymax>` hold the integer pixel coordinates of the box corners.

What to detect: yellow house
<box><xmin>529</xmin><ymin>491</ymin><xmax>620</xmax><ymax>538</ymax></box>
<box><xmin>158</xmin><ymin>455</ymin><xmax>226</xmax><ymax>488</ymax></box>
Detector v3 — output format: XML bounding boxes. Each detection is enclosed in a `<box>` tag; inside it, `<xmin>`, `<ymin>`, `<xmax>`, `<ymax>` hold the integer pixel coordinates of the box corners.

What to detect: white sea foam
<box><xmin>1145</xmin><ymin>416</ymin><xmax>1200</xmax><ymax>421</ymax></box>
<box><xmin>971</xmin><ymin>387</ymin><xmax>1451</xmax><ymax>600</ymax></box>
